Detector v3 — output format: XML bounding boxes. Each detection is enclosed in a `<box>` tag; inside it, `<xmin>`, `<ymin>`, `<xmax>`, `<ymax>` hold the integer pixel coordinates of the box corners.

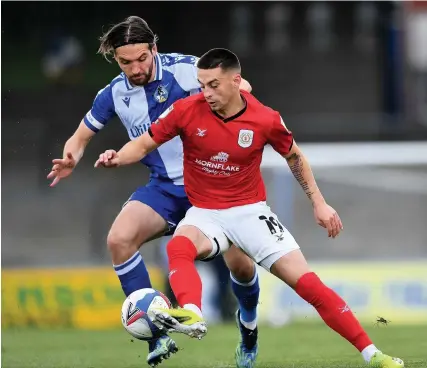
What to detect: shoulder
<box><xmin>95</xmin><ymin>74</ymin><xmax>126</xmax><ymax>97</ymax></box>
<box><xmin>158</xmin><ymin>53</ymin><xmax>200</xmax><ymax>91</ymax></box>
<box><xmin>242</xmin><ymin>91</ymin><xmax>279</xmax><ymax>123</ymax></box>
<box><xmin>159</xmin><ymin>53</ymin><xmax>198</xmax><ymax>80</ymax></box>
<box><xmin>110</xmin><ymin>73</ymin><xmax>127</xmax><ymax>88</ymax></box>
<box><xmin>106</xmin><ymin>73</ymin><xmax>127</xmax><ymax>90</ymax></box>
<box><xmin>173</xmin><ymin>93</ymin><xmax>204</xmax><ymax>112</ymax></box>
<box><xmin>159</xmin><ymin>53</ymin><xmax>198</xmax><ymax>68</ymax></box>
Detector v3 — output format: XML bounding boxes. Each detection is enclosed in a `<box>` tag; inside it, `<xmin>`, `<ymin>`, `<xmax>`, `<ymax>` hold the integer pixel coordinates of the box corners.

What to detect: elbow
<box><xmin>139</xmin><ymin>147</ymin><xmax>148</xmax><ymax>161</ymax></box>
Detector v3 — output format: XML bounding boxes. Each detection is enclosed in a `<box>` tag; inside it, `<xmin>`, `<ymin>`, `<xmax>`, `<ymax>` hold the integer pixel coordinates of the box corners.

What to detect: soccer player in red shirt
<box><xmin>95</xmin><ymin>48</ymin><xmax>404</xmax><ymax>368</ymax></box>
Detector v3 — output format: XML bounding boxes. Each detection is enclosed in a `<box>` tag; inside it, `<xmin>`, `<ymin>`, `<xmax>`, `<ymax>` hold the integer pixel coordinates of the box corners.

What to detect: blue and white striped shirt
<box><xmin>84</xmin><ymin>53</ymin><xmax>200</xmax><ymax>188</ymax></box>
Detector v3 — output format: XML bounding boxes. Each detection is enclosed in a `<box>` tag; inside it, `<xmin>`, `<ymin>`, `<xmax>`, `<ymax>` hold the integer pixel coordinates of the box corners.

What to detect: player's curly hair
<box><xmin>98</xmin><ymin>16</ymin><xmax>159</xmax><ymax>62</ymax></box>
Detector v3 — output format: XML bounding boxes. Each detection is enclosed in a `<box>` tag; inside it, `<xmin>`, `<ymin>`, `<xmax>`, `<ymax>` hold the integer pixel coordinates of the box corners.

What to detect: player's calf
<box><xmin>270</xmin><ymin>250</ymin><xmax>399</xmax><ymax>364</ymax></box>
<box><xmin>108</xmin><ymin>201</ymin><xmax>169</xmax><ymax>295</ymax></box>
<box><xmin>224</xmin><ymin>246</ymin><xmax>260</xmax><ymax>332</ymax></box>
<box><xmin>109</xmin><ymin>201</ymin><xmax>179</xmax><ymax>366</ymax></box>
<box><xmin>109</xmin><ymin>221</ymin><xmax>152</xmax><ymax>297</ymax></box>
<box><xmin>166</xmin><ymin>227</ymin><xmax>213</xmax><ymax>314</ymax></box>
<box><xmin>153</xmin><ymin>227</ymin><xmax>217</xmax><ymax>340</ymax></box>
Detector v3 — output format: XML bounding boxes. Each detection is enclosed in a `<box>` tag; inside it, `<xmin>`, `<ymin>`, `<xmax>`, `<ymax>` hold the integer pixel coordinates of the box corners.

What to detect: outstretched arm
<box><xmin>266</xmin><ymin>113</ymin><xmax>343</xmax><ymax>238</ymax></box>
<box><xmin>95</xmin><ymin>132</ymin><xmax>160</xmax><ymax>168</ymax></box>
<box><xmin>47</xmin><ymin>121</ymin><xmax>96</xmax><ymax>186</ymax></box>
<box><xmin>95</xmin><ymin>101</ymin><xmax>183</xmax><ymax>168</ymax></box>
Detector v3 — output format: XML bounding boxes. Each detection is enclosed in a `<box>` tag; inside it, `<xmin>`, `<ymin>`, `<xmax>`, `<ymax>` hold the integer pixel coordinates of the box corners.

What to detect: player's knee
<box><xmin>107</xmin><ymin>229</ymin><xmax>137</xmax><ymax>256</ymax></box>
<box><xmin>166</xmin><ymin>236</ymin><xmax>198</xmax><ymax>260</ymax></box>
<box><xmin>230</xmin><ymin>262</ymin><xmax>256</xmax><ymax>283</ymax></box>
<box><xmin>172</xmin><ymin>226</ymin><xmax>213</xmax><ymax>259</ymax></box>
<box><xmin>225</xmin><ymin>249</ymin><xmax>256</xmax><ymax>283</ymax></box>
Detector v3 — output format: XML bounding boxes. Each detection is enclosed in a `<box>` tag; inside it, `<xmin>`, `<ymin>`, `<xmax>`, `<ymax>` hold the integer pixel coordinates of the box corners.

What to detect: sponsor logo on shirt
<box><xmin>195</xmin><ymin>152</ymin><xmax>239</xmax><ymax>176</ymax></box>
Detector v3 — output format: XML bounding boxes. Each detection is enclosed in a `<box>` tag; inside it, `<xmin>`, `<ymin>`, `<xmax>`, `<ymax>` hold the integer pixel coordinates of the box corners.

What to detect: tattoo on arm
<box><xmin>286</xmin><ymin>153</ymin><xmax>315</xmax><ymax>200</ymax></box>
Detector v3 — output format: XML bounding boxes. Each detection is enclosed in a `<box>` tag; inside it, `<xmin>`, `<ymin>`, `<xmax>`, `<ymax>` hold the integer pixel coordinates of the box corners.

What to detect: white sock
<box><xmin>240</xmin><ymin>315</ymin><xmax>257</xmax><ymax>330</ymax></box>
<box><xmin>361</xmin><ymin>344</ymin><xmax>380</xmax><ymax>362</ymax></box>
<box><xmin>183</xmin><ymin>303</ymin><xmax>203</xmax><ymax>319</ymax></box>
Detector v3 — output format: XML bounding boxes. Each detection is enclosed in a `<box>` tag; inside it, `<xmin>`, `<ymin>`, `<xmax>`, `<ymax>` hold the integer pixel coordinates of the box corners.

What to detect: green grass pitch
<box><xmin>2</xmin><ymin>323</ymin><xmax>426</xmax><ymax>367</ymax></box>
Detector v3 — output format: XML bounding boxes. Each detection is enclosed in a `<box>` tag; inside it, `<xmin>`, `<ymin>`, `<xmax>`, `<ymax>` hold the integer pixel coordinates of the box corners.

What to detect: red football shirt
<box><xmin>148</xmin><ymin>90</ymin><xmax>293</xmax><ymax>209</ymax></box>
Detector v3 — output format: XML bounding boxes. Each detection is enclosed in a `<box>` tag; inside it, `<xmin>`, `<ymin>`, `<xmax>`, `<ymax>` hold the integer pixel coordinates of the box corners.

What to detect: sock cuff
<box><xmin>113</xmin><ymin>251</ymin><xmax>142</xmax><ymax>275</ymax></box>
<box><xmin>113</xmin><ymin>251</ymin><xmax>141</xmax><ymax>269</ymax></box>
<box><xmin>167</xmin><ymin>236</ymin><xmax>198</xmax><ymax>259</ymax></box>
<box><xmin>230</xmin><ymin>266</ymin><xmax>258</xmax><ymax>287</ymax></box>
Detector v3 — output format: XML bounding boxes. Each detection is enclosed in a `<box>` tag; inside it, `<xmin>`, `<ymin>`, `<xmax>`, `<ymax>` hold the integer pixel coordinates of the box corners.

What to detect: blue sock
<box><xmin>114</xmin><ymin>251</ymin><xmax>152</xmax><ymax>296</ymax></box>
<box><xmin>231</xmin><ymin>268</ymin><xmax>260</xmax><ymax>324</ymax></box>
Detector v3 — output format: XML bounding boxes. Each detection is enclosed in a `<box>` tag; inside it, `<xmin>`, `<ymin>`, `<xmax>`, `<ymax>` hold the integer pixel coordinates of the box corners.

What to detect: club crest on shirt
<box><xmin>154</xmin><ymin>84</ymin><xmax>169</xmax><ymax>103</ymax></box>
<box><xmin>238</xmin><ymin>129</ymin><xmax>254</xmax><ymax>148</ymax></box>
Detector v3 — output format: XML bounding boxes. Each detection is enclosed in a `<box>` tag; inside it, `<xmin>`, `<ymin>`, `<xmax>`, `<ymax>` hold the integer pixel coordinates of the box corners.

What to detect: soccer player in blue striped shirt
<box><xmin>48</xmin><ymin>16</ymin><xmax>259</xmax><ymax>368</ymax></box>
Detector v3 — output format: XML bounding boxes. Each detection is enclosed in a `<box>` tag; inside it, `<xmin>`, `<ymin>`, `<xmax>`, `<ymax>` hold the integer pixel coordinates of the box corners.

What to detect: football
<box><xmin>121</xmin><ymin>288</ymin><xmax>172</xmax><ymax>341</ymax></box>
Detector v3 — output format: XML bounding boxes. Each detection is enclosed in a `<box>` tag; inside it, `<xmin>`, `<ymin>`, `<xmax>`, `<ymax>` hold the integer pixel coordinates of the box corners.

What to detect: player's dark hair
<box><xmin>197</xmin><ymin>48</ymin><xmax>241</xmax><ymax>72</ymax></box>
<box><xmin>98</xmin><ymin>16</ymin><xmax>158</xmax><ymax>62</ymax></box>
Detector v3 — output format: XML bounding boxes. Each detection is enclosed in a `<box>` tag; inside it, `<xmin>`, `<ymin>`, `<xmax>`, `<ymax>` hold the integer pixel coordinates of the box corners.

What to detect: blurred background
<box><xmin>2</xmin><ymin>1</ymin><xmax>427</xmax><ymax>331</ymax></box>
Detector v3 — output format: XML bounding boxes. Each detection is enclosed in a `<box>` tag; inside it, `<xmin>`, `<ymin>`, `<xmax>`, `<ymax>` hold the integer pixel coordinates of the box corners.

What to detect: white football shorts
<box><xmin>176</xmin><ymin>201</ymin><xmax>300</xmax><ymax>271</ymax></box>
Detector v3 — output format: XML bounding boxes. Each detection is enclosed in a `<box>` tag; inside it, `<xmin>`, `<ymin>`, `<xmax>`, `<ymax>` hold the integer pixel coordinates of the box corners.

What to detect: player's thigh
<box><xmin>270</xmin><ymin>249</ymin><xmax>311</xmax><ymax>288</ymax></box>
<box><xmin>108</xmin><ymin>201</ymin><xmax>167</xmax><ymax>249</ymax></box>
<box><xmin>225</xmin><ymin>202</ymin><xmax>300</xmax><ymax>271</ymax></box>
<box><xmin>223</xmin><ymin>245</ymin><xmax>256</xmax><ymax>282</ymax></box>
<box><xmin>175</xmin><ymin>207</ymin><xmax>231</xmax><ymax>261</ymax></box>
<box><xmin>108</xmin><ymin>185</ymin><xmax>176</xmax><ymax>247</ymax></box>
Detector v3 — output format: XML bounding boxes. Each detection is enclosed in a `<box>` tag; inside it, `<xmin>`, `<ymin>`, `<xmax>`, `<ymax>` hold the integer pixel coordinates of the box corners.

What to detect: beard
<box><xmin>129</xmin><ymin>74</ymin><xmax>150</xmax><ymax>86</ymax></box>
<box><xmin>129</xmin><ymin>58</ymin><xmax>154</xmax><ymax>86</ymax></box>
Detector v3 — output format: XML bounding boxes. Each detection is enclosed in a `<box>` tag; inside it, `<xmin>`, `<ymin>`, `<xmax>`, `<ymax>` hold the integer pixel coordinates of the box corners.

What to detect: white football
<box><xmin>121</xmin><ymin>288</ymin><xmax>171</xmax><ymax>341</ymax></box>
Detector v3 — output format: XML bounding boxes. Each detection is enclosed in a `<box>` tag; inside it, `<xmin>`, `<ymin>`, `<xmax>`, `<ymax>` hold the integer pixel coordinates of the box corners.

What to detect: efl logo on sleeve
<box><xmin>159</xmin><ymin>104</ymin><xmax>174</xmax><ymax>119</ymax></box>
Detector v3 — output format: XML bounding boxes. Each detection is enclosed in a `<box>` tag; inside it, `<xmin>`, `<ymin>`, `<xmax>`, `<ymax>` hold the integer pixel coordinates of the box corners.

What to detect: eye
<box><xmin>139</xmin><ymin>57</ymin><xmax>147</xmax><ymax>62</ymax></box>
<box><xmin>121</xmin><ymin>60</ymin><xmax>130</xmax><ymax>65</ymax></box>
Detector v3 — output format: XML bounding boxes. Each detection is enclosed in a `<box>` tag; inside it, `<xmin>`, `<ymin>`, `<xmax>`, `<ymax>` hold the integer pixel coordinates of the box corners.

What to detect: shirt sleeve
<box><xmin>83</xmin><ymin>84</ymin><xmax>116</xmax><ymax>132</ymax></box>
<box><xmin>267</xmin><ymin>113</ymin><xmax>294</xmax><ymax>156</ymax></box>
<box><xmin>148</xmin><ymin>102</ymin><xmax>183</xmax><ymax>144</ymax></box>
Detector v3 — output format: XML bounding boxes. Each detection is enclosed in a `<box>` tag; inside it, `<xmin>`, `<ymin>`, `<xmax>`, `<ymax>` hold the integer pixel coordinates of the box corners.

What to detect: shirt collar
<box><xmin>154</xmin><ymin>53</ymin><xmax>163</xmax><ymax>81</ymax></box>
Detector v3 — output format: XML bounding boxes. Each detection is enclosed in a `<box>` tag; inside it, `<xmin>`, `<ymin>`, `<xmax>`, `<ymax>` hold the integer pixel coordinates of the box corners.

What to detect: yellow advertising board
<box><xmin>3</xmin><ymin>261</ymin><xmax>426</xmax><ymax>329</ymax></box>
<box><xmin>257</xmin><ymin>261</ymin><xmax>427</xmax><ymax>325</ymax></box>
<box><xmin>2</xmin><ymin>266</ymin><xmax>165</xmax><ymax>329</ymax></box>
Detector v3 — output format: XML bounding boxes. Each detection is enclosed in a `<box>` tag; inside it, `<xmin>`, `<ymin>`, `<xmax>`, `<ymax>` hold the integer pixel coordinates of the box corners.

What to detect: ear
<box><xmin>151</xmin><ymin>44</ymin><xmax>158</xmax><ymax>55</ymax></box>
<box><xmin>233</xmin><ymin>73</ymin><xmax>242</xmax><ymax>87</ymax></box>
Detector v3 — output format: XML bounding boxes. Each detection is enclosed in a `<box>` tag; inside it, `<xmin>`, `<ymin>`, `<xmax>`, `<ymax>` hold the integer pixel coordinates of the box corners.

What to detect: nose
<box><xmin>203</xmin><ymin>89</ymin><xmax>212</xmax><ymax>99</ymax></box>
<box><xmin>131</xmin><ymin>64</ymin><xmax>141</xmax><ymax>75</ymax></box>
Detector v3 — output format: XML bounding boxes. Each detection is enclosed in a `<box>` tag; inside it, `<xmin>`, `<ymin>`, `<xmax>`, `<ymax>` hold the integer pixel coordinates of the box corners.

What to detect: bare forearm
<box><xmin>63</xmin><ymin>136</ymin><xmax>88</xmax><ymax>164</ymax></box>
<box><xmin>63</xmin><ymin>122</ymin><xmax>95</xmax><ymax>164</ymax></box>
<box><xmin>286</xmin><ymin>151</ymin><xmax>325</xmax><ymax>206</ymax></box>
<box><xmin>117</xmin><ymin>140</ymin><xmax>149</xmax><ymax>166</ymax></box>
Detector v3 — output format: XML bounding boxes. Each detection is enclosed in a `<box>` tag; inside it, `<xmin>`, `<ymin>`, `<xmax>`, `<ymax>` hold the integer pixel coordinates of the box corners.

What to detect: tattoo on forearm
<box><xmin>286</xmin><ymin>153</ymin><xmax>315</xmax><ymax>200</ymax></box>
